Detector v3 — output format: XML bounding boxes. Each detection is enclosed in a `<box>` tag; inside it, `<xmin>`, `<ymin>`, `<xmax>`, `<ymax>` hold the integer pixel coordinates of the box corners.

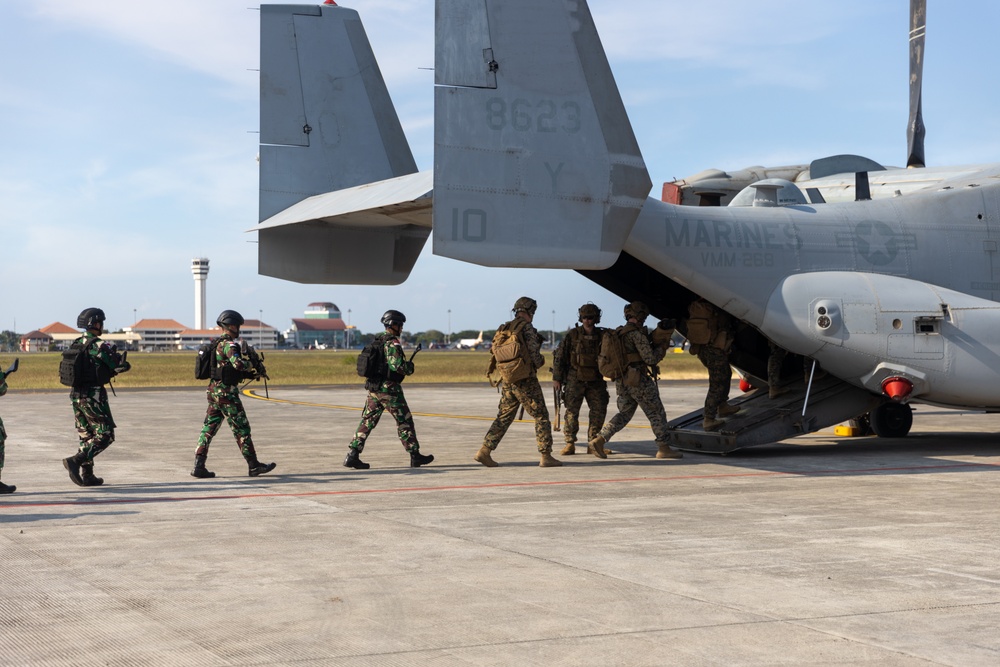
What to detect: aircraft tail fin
<box><xmin>257</xmin><ymin>4</ymin><xmax>427</xmax><ymax>284</ymax></box>
<box><xmin>432</xmin><ymin>0</ymin><xmax>651</xmax><ymax>269</ymax></box>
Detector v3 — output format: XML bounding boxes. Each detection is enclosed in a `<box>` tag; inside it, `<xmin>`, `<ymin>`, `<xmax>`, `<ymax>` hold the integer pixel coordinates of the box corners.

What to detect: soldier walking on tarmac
<box><xmin>191</xmin><ymin>310</ymin><xmax>276</xmax><ymax>478</ymax></box>
<box><xmin>0</xmin><ymin>359</ymin><xmax>15</xmax><ymax>494</ymax></box>
<box><xmin>476</xmin><ymin>296</ymin><xmax>562</xmax><ymax>468</ymax></box>
<box><xmin>344</xmin><ymin>310</ymin><xmax>433</xmax><ymax>470</ymax></box>
<box><xmin>685</xmin><ymin>299</ymin><xmax>739</xmax><ymax>431</ymax></box>
<box><xmin>552</xmin><ymin>303</ymin><xmax>610</xmax><ymax>456</ymax></box>
<box><xmin>589</xmin><ymin>301</ymin><xmax>683</xmax><ymax>460</ymax></box>
<box><xmin>61</xmin><ymin>308</ymin><xmax>132</xmax><ymax>487</ymax></box>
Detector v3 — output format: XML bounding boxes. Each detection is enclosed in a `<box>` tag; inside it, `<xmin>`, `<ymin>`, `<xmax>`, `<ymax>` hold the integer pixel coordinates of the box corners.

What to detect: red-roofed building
<box><xmin>39</xmin><ymin>322</ymin><xmax>139</xmax><ymax>350</ymax></box>
<box><xmin>20</xmin><ymin>330</ymin><xmax>52</xmax><ymax>352</ymax></box>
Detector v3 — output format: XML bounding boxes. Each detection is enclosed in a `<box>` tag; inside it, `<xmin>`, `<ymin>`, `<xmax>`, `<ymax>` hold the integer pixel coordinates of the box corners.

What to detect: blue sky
<box><xmin>2</xmin><ymin>0</ymin><xmax>999</xmax><ymax>336</ymax></box>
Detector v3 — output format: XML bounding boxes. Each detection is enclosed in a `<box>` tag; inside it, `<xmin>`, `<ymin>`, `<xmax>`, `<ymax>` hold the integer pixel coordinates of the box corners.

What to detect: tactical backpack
<box><xmin>194</xmin><ymin>338</ymin><xmax>221</xmax><ymax>380</ymax></box>
<box><xmin>685</xmin><ymin>300</ymin><xmax>718</xmax><ymax>346</ymax></box>
<box><xmin>357</xmin><ymin>335</ymin><xmax>388</xmax><ymax>381</ymax></box>
<box><xmin>489</xmin><ymin>320</ymin><xmax>531</xmax><ymax>384</ymax></box>
<box><xmin>59</xmin><ymin>337</ymin><xmax>112</xmax><ymax>388</ymax></box>
<box><xmin>597</xmin><ymin>327</ymin><xmax>629</xmax><ymax>380</ymax></box>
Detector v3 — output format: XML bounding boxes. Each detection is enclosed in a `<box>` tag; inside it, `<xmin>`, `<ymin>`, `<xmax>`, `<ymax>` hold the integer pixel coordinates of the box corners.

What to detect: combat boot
<box><xmin>63</xmin><ymin>452</ymin><xmax>86</xmax><ymax>486</ymax></box>
<box><xmin>587</xmin><ymin>435</ymin><xmax>608</xmax><ymax>459</ymax></box>
<box><xmin>248</xmin><ymin>460</ymin><xmax>277</xmax><ymax>477</ymax></box>
<box><xmin>0</xmin><ymin>479</ymin><xmax>15</xmax><ymax>494</ymax></box>
<box><xmin>343</xmin><ymin>448</ymin><xmax>370</xmax><ymax>470</ymax></box>
<box><xmin>191</xmin><ymin>455</ymin><xmax>216</xmax><ymax>479</ymax></box>
<box><xmin>702</xmin><ymin>416</ymin><xmax>724</xmax><ymax>431</ymax></box>
<box><xmin>719</xmin><ymin>402</ymin><xmax>740</xmax><ymax>416</ymax></box>
<box><xmin>560</xmin><ymin>443</ymin><xmax>576</xmax><ymax>455</ymax></box>
<box><xmin>539</xmin><ymin>450</ymin><xmax>563</xmax><ymax>467</ymax></box>
<box><xmin>80</xmin><ymin>463</ymin><xmax>104</xmax><ymax>487</ymax></box>
<box><xmin>655</xmin><ymin>442</ymin><xmax>683</xmax><ymax>459</ymax></box>
<box><xmin>474</xmin><ymin>445</ymin><xmax>499</xmax><ymax>467</ymax></box>
<box><xmin>409</xmin><ymin>450</ymin><xmax>434</xmax><ymax>468</ymax></box>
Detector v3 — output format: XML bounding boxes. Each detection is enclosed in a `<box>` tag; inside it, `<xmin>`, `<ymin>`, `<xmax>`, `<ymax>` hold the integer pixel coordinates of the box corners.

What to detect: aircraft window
<box><xmin>892</xmin><ymin>319</ymin><xmax>903</xmax><ymax>330</ymax></box>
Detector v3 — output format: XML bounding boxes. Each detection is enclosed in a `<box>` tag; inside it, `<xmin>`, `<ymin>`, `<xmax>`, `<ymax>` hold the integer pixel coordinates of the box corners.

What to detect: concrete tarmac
<box><xmin>1</xmin><ymin>382</ymin><xmax>999</xmax><ymax>666</ymax></box>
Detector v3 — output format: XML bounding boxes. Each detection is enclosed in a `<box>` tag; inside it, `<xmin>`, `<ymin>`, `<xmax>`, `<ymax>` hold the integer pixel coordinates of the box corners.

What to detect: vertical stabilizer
<box><xmin>257</xmin><ymin>4</ymin><xmax>427</xmax><ymax>285</ymax></box>
<box><xmin>259</xmin><ymin>4</ymin><xmax>417</xmax><ymax>222</ymax></box>
<box><xmin>432</xmin><ymin>0</ymin><xmax>651</xmax><ymax>269</ymax></box>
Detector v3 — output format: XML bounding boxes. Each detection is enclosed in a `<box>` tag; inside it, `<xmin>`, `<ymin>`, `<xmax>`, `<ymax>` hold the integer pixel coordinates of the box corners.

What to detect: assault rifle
<box><xmin>240</xmin><ymin>341</ymin><xmax>270</xmax><ymax>398</ymax></box>
<box><xmin>553</xmin><ymin>385</ymin><xmax>562</xmax><ymax>431</ymax></box>
<box><xmin>2</xmin><ymin>358</ymin><xmax>19</xmax><ymax>380</ymax></box>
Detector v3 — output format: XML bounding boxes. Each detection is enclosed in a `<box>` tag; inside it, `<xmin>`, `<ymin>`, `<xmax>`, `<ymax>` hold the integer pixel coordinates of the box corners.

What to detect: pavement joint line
<box><xmin>242</xmin><ymin>388</ymin><xmax>652</xmax><ymax>428</ymax></box>
<box><xmin>0</xmin><ymin>461</ymin><xmax>989</xmax><ymax>509</ymax></box>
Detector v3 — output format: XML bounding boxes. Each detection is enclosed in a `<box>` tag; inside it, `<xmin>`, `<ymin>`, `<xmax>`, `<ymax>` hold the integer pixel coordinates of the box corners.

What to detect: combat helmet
<box><xmin>578</xmin><ymin>303</ymin><xmax>602</xmax><ymax>324</ymax></box>
<box><xmin>623</xmin><ymin>300</ymin><xmax>650</xmax><ymax>323</ymax></box>
<box><xmin>512</xmin><ymin>296</ymin><xmax>538</xmax><ymax>316</ymax></box>
<box><xmin>217</xmin><ymin>310</ymin><xmax>245</xmax><ymax>328</ymax></box>
<box><xmin>77</xmin><ymin>307</ymin><xmax>106</xmax><ymax>329</ymax></box>
<box><xmin>380</xmin><ymin>310</ymin><xmax>406</xmax><ymax>327</ymax></box>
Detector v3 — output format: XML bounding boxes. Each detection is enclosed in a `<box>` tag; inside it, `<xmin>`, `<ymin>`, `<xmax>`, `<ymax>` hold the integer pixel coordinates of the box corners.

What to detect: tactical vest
<box><xmin>569</xmin><ymin>325</ymin><xmax>603</xmax><ymax>382</ymax></box>
<box><xmin>618</xmin><ymin>323</ymin><xmax>646</xmax><ymax>368</ymax></box>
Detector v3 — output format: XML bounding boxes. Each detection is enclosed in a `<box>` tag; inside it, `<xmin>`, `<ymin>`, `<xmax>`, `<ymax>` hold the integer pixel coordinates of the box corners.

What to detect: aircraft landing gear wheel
<box><xmin>870</xmin><ymin>402</ymin><xmax>913</xmax><ymax>438</ymax></box>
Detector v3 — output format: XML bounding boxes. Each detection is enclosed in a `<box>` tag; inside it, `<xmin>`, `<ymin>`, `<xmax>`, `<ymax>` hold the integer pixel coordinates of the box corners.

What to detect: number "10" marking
<box><xmin>451</xmin><ymin>209</ymin><xmax>487</xmax><ymax>242</ymax></box>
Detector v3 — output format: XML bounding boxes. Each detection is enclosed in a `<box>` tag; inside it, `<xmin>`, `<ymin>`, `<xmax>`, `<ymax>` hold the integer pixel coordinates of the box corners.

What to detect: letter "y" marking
<box><xmin>545</xmin><ymin>162</ymin><xmax>564</xmax><ymax>193</ymax></box>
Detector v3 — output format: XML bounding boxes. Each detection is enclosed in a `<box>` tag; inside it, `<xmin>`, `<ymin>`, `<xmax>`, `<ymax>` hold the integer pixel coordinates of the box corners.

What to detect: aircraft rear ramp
<box><xmin>668</xmin><ymin>375</ymin><xmax>883</xmax><ymax>454</ymax></box>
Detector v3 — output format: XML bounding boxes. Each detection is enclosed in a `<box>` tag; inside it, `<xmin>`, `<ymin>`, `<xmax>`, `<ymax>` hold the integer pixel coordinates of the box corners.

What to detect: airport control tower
<box><xmin>191</xmin><ymin>258</ymin><xmax>209</xmax><ymax>330</ymax></box>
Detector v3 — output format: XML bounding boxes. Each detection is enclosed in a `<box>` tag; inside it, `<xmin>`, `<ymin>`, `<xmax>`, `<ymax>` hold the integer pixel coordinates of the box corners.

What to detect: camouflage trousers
<box><xmin>599</xmin><ymin>372</ymin><xmax>670</xmax><ymax>444</ymax></box>
<box><xmin>196</xmin><ymin>382</ymin><xmax>257</xmax><ymax>461</ymax></box>
<box><xmin>349</xmin><ymin>385</ymin><xmax>419</xmax><ymax>452</ymax></box>
<box><xmin>697</xmin><ymin>345</ymin><xmax>732</xmax><ymax>419</ymax></box>
<box><xmin>483</xmin><ymin>376</ymin><xmax>553</xmax><ymax>453</ymax></box>
<box><xmin>71</xmin><ymin>387</ymin><xmax>116</xmax><ymax>463</ymax></box>
<box><xmin>561</xmin><ymin>375</ymin><xmax>609</xmax><ymax>445</ymax></box>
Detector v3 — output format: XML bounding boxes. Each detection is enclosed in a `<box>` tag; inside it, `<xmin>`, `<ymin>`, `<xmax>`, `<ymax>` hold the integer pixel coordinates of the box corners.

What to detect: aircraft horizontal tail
<box><xmin>432</xmin><ymin>0</ymin><xmax>651</xmax><ymax>269</ymax></box>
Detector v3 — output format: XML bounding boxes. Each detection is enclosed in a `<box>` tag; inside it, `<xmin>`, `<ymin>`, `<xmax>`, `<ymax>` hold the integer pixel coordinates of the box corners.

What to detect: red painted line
<box><xmin>0</xmin><ymin>461</ymin><xmax>992</xmax><ymax>509</ymax></box>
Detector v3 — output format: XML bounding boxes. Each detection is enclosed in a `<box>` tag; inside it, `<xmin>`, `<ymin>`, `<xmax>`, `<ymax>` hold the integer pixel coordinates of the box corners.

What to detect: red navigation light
<box><xmin>323</xmin><ymin>0</ymin><xmax>337</xmax><ymax>4</ymax></box>
<box><xmin>881</xmin><ymin>376</ymin><xmax>913</xmax><ymax>402</ymax></box>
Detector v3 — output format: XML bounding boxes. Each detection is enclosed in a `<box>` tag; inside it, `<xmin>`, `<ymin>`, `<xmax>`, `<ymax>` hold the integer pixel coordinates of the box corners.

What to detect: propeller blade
<box><xmin>906</xmin><ymin>0</ymin><xmax>926</xmax><ymax>169</ymax></box>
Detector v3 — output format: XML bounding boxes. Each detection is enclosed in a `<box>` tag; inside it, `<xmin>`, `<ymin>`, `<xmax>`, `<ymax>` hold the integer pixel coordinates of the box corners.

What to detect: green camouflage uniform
<box><xmin>598</xmin><ymin>325</ymin><xmax>671</xmax><ymax>445</ymax></box>
<box><xmin>483</xmin><ymin>319</ymin><xmax>554</xmax><ymax>453</ymax></box>
<box><xmin>0</xmin><ymin>373</ymin><xmax>7</xmax><ymax>474</ymax></box>
<box><xmin>349</xmin><ymin>331</ymin><xmax>421</xmax><ymax>453</ymax></box>
<box><xmin>196</xmin><ymin>333</ymin><xmax>259</xmax><ymax>462</ymax></box>
<box><xmin>70</xmin><ymin>332</ymin><xmax>122</xmax><ymax>462</ymax></box>
<box><xmin>552</xmin><ymin>325</ymin><xmax>609</xmax><ymax>445</ymax></box>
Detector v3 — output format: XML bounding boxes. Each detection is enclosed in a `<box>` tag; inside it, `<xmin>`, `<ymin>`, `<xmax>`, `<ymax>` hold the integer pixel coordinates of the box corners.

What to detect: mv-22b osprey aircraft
<box><xmin>255</xmin><ymin>1</ymin><xmax>1000</xmax><ymax>453</ymax></box>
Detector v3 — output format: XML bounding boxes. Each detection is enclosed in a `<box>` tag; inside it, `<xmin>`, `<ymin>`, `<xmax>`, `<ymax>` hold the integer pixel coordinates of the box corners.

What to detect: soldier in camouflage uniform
<box><xmin>589</xmin><ymin>301</ymin><xmax>683</xmax><ymax>460</ymax></box>
<box><xmin>0</xmin><ymin>361</ymin><xmax>13</xmax><ymax>494</ymax></box>
<box><xmin>552</xmin><ymin>303</ymin><xmax>610</xmax><ymax>456</ymax></box>
<box><xmin>191</xmin><ymin>310</ymin><xmax>276</xmax><ymax>479</ymax></box>
<box><xmin>686</xmin><ymin>299</ymin><xmax>740</xmax><ymax>431</ymax></box>
<box><xmin>476</xmin><ymin>296</ymin><xmax>562</xmax><ymax>468</ymax></box>
<box><xmin>63</xmin><ymin>308</ymin><xmax>132</xmax><ymax>487</ymax></box>
<box><xmin>344</xmin><ymin>310</ymin><xmax>433</xmax><ymax>470</ymax></box>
